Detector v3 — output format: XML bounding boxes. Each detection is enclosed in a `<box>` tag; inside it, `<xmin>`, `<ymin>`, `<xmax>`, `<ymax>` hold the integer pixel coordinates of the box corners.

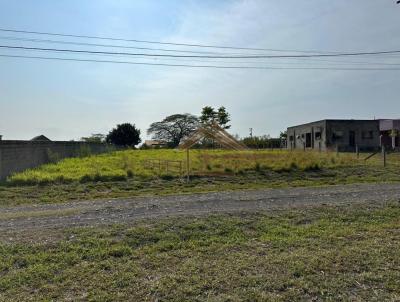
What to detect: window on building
<box><xmin>362</xmin><ymin>131</ymin><xmax>374</xmax><ymax>139</ymax></box>
<box><xmin>305</xmin><ymin>133</ymin><xmax>312</xmax><ymax>148</ymax></box>
<box><xmin>332</xmin><ymin>131</ymin><xmax>343</xmax><ymax>141</ymax></box>
<box><xmin>289</xmin><ymin>135</ymin><xmax>294</xmax><ymax>141</ymax></box>
<box><xmin>315</xmin><ymin>132</ymin><xmax>321</xmax><ymax>140</ymax></box>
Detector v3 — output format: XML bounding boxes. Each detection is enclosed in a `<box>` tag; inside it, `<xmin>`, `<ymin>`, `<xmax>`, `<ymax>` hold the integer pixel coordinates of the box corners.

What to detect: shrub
<box><xmin>303</xmin><ymin>163</ymin><xmax>321</xmax><ymax>171</ymax></box>
<box><xmin>160</xmin><ymin>174</ymin><xmax>174</xmax><ymax>181</ymax></box>
<box><xmin>224</xmin><ymin>167</ymin><xmax>233</xmax><ymax>173</ymax></box>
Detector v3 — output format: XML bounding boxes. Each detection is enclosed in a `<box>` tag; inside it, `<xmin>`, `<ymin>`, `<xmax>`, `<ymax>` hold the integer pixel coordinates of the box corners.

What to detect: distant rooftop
<box><xmin>31</xmin><ymin>135</ymin><xmax>51</xmax><ymax>142</ymax></box>
<box><xmin>287</xmin><ymin>119</ymin><xmax>379</xmax><ymax>129</ymax></box>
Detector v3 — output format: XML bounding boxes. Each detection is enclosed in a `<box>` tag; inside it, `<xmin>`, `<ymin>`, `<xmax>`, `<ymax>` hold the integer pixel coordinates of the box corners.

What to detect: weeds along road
<box><xmin>1</xmin><ymin>183</ymin><xmax>400</xmax><ymax>237</ymax></box>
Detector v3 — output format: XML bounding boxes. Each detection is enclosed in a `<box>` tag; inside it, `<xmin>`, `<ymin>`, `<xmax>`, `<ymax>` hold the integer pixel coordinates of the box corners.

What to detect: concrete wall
<box><xmin>0</xmin><ymin>140</ymin><xmax>113</xmax><ymax>180</ymax></box>
<box><xmin>325</xmin><ymin>120</ymin><xmax>380</xmax><ymax>151</ymax></box>
<box><xmin>287</xmin><ymin>120</ymin><xmax>327</xmax><ymax>151</ymax></box>
<box><xmin>379</xmin><ymin>119</ymin><xmax>400</xmax><ymax>131</ymax></box>
<box><xmin>287</xmin><ymin>120</ymin><xmax>380</xmax><ymax>151</ymax></box>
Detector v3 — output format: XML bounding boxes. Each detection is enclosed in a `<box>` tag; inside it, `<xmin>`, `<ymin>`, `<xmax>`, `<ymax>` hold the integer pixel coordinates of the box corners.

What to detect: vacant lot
<box><xmin>0</xmin><ymin>199</ymin><xmax>399</xmax><ymax>301</ymax></box>
<box><xmin>1</xmin><ymin>149</ymin><xmax>400</xmax><ymax>206</ymax></box>
<box><xmin>1</xmin><ymin>150</ymin><xmax>399</xmax><ymax>301</ymax></box>
<box><xmin>8</xmin><ymin>149</ymin><xmax>396</xmax><ymax>184</ymax></box>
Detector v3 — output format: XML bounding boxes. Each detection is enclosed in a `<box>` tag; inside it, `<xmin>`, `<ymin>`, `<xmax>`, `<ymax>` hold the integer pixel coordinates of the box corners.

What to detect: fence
<box><xmin>0</xmin><ymin>140</ymin><xmax>114</xmax><ymax>181</ymax></box>
<box><xmin>143</xmin><ymin>159</ymin><xmax>183</xmax><ymax>176</ymax></box>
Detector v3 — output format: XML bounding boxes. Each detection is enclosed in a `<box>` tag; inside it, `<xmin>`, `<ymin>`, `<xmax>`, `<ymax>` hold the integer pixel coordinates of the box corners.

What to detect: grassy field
<box><xmin>0</xmin><ymin>202</ymin><xmax>399</xmax><ymax>301</ymax></box>
<box><xmin>7</xmin><ymin>149</ymin><xmax>362</xmax><ymax>184</ymax></box>
<box><xmin>1</xmin><ymin>149</ymin><xmax>400</xmax><ymax>206</ymax></box>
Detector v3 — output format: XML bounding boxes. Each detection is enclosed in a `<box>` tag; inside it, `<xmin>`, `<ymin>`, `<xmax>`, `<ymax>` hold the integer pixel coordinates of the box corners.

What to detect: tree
<box><xmin>217</xmin><ymin>106</ymin><xmax>231</xmax><ymax>129</ymax></box>
<box><xmin>200</xmin><ymin>106</ymin><xmax>217</xmax><ymax>124</ymax></box>
<box><xmin>81</xmin><ymin>133</ymin><xmax>106</xmax><ymax>143</ymax></box>
<box><xmin>242</xmin><ymin>135</ymin><xmax>281</xmax><ymax>149</ymax></box>
<box><xmin>147</xmin><ymin>114</ymin><xmax>199</xmax><ymax>147</ymax></box>
<box><xmin>106</xmin><ymin>123</ymin><xmax>141</xmax><ymax>147</ymax></box>
<box><xmin>200</xmin><ymin>106</ymin><xmax>231</xmax><ymax>129</ymax></box>
<box><xmin>279</xmin><ymin>130</ymin><xmax>287</xmax><ymax>140</ymax></box>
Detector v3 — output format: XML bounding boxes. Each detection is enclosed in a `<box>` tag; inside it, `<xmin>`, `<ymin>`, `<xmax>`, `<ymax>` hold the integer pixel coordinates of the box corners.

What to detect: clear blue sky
<box><xmin>0</xmin><ymin>0</ymin><xmax>399</xmax><ymax>140</ymax></box>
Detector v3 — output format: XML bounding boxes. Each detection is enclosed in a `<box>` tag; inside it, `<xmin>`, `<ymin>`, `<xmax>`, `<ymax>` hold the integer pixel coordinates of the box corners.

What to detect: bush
<box><xmin>126</xmin><ymin>170</ymin><xmax>134</xmax><ymax>178</ymax></box>
<box><xmin>106</xmin><ymin>123</ymin><xmax>141</xmax><ymax>147</ymax></box>
<box><xmin>160</xmin><ymin>174</ymin><xmax>174</xmax><ymax>181</ymax></box>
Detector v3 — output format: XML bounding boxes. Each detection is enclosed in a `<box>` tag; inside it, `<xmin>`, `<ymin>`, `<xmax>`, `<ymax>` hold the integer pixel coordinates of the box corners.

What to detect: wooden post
<box><xmin>356</xmin><ymin>144</ymin><xmax>359</xmax><ymax>159</ymax></box>
<box><xmin>392</xmin><ymin>134</ymin><xmax>396</xmax><ymax>150</ymax></box>
<box><xmin>318</xmin><ymin>142</ymin><xmax>321</xmax><ymax>152</ymax></box>
<box><xmin>382</xmin><ymin>145</ymin><xmax>386</xmax><ymax>167</ymax></box>
<box><xmin>186</xmin><ymin>148</ymin><xmax>190</xmax><ymax>183</ymax></box>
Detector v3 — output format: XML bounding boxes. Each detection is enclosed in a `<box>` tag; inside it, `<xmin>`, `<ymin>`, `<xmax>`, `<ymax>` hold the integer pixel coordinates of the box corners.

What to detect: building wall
<box><xmin>0</xmin><ymin>141</ymin><xmax>113</xmax><ymax>180</ymax></box>
<box><xmin>287</xmin><ymin>120</ymin><xmax>327</xmax><ymax>151</ymax></box>
<box><xmin>325</xmin><ymin>120</ymin><xmax>380</xmax><ymax>151</ymax></box>
<box><xmin>287</xmin><ymin>120</ymin><xmax>381</xmax><ymax>151</ymax></box>
<box><xmin>378</xmin><ymin>119</ymin><xmax>400</xmax><ymax>149</ymax></box>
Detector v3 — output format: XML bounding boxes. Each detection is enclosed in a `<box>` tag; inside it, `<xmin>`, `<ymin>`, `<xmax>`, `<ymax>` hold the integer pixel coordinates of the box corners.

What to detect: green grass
<box><xmin>0</xmin><ymin>203</ymin><xmax>399</xmax><ymax>301</ymax></box>
<box><xmin>1</xmin><ymin>149</ymin><xmax>400</xmax><ymax>206</ymax></box>
<box><xmin>6</xmin><ymin>149</ymin><xmax>368</xmax><ymax>184</ymax></box>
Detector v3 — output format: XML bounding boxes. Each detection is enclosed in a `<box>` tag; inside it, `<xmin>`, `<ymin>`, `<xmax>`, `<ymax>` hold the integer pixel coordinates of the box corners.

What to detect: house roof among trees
<box><xmin>31</xmin><ymin>135</ymin><xmax>51</xmax><ymax>141</ymax></box>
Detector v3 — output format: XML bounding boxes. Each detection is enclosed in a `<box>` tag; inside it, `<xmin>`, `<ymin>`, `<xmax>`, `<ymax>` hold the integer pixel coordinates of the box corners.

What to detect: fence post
<box><xmin>0</xmin><ymin>145</ymin><xmax>2</xmax><ymax>181</ymax></box>
<box><xmin>382</xmin><ymin>145</ymin><xmax>386</xmax><ymax>167</ymax></box>
<box><xmin>356</xmin><ymin>144</ymin><xmax>359</xmax><ymax>159</ymax></box>
<box><xmin>186</xmin><ymin>148</ymin><xmax>190</xmax><ymax>183</ymax></box>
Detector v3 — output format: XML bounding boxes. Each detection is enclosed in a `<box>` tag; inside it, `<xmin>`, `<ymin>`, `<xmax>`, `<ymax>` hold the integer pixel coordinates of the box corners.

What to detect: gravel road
<box><xmin>1</xmin><ymin>183</ymin><xmax>399</xmax><ymax>234</ymax></box>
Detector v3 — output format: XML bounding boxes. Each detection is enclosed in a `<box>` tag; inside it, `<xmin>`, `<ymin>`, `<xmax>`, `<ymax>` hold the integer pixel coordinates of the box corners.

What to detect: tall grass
<box><xmin>7</xmin><ymin>149</ymin><xmax>380</xmax><ymax>185</ymax></box>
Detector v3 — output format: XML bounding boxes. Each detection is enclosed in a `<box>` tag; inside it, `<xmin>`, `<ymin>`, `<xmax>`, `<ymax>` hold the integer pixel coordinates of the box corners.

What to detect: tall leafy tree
<box><xmin>200</xmin><ymin>106</ymin><xmax>217</xmax><ymax>124</ymax></box>
<box><xmin>200</xmin><ymin>106</ymin><xmax>231</xmax><ymax>129</ymax></box>
<box><xmin>280</xmin><ymin>130</ymin><xmax>287</xmax><ymax>140</ymax></box>
<box><xmin>106</xmin><ymin>123</ymin><xmax>141</xmax><ymax>147</ymax></box>
<box><xmin>147</xmin><ymin>114</ymin><xmax>199</xmax><ymax>147</ymax></box>
<box><xmin>217</xmin><ymin>106</ymin><xmax>231</xmax><ymax>129</ymax></box>
<box><xmin>81</xmin><ymin>133</ymin><xmax>106</xmax><ymax>143</ymax></box>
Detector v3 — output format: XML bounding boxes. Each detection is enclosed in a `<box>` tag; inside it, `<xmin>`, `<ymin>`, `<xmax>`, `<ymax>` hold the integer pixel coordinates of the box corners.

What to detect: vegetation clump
<box><xmin>6</xmin><ymin>149</ymin><xmax>391</xmax><ymax>186</ymax></box>
<box><xmin>0</xmin><ymin>204</ymin><xmax>399</xmax><ymax>301</ymax></box>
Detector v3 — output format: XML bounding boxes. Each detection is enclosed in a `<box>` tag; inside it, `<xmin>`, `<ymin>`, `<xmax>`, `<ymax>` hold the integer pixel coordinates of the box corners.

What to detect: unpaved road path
<box><xmin>1</xmin><ymin>183</ymin><xmax>400</xmax><ymax>234</ymax></box>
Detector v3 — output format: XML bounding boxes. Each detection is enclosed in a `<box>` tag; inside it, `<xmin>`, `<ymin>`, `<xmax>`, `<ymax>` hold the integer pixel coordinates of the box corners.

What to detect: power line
<box><xmin>104</xmin><ymin>54</ymin><xmax>400</xmax><ymax>66</ymax></box>
<box><xmin>2</xmin><ymin>36</ymin><xmax>399</xmax><ymax>66</ymax></box>
<box><xmin>0</xmin><ymin>35</ymin><xmax>245</xmax><ymax>55</ymax></box>
<box><xmin>1</xmin><ymin>44</ymin><xmax>400</xmax><ymax>59</ymax></box>
<box><xmin>1</xmin><ymin>54</ymin><xmax>400</xmax><ymax>70</ymax></box>
<box><xmin>0</xmin><ymin>27</ymin><xmax>342</xmax><ymax>54</ymax></box>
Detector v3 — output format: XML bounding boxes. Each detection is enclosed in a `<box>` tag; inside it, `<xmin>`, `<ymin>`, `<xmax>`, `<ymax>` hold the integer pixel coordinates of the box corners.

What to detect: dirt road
<box><xmin>1</xmin><ymin>183</ymin><xmax>399</xmax><ymax>236</ymax></box>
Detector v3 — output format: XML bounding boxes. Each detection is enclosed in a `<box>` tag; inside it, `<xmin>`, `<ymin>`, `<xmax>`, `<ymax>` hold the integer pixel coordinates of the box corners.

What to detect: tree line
<box><xmin>82</xmin><ymin>106</ymin><xmax>285</xmax><ymax>149</ymax></box>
